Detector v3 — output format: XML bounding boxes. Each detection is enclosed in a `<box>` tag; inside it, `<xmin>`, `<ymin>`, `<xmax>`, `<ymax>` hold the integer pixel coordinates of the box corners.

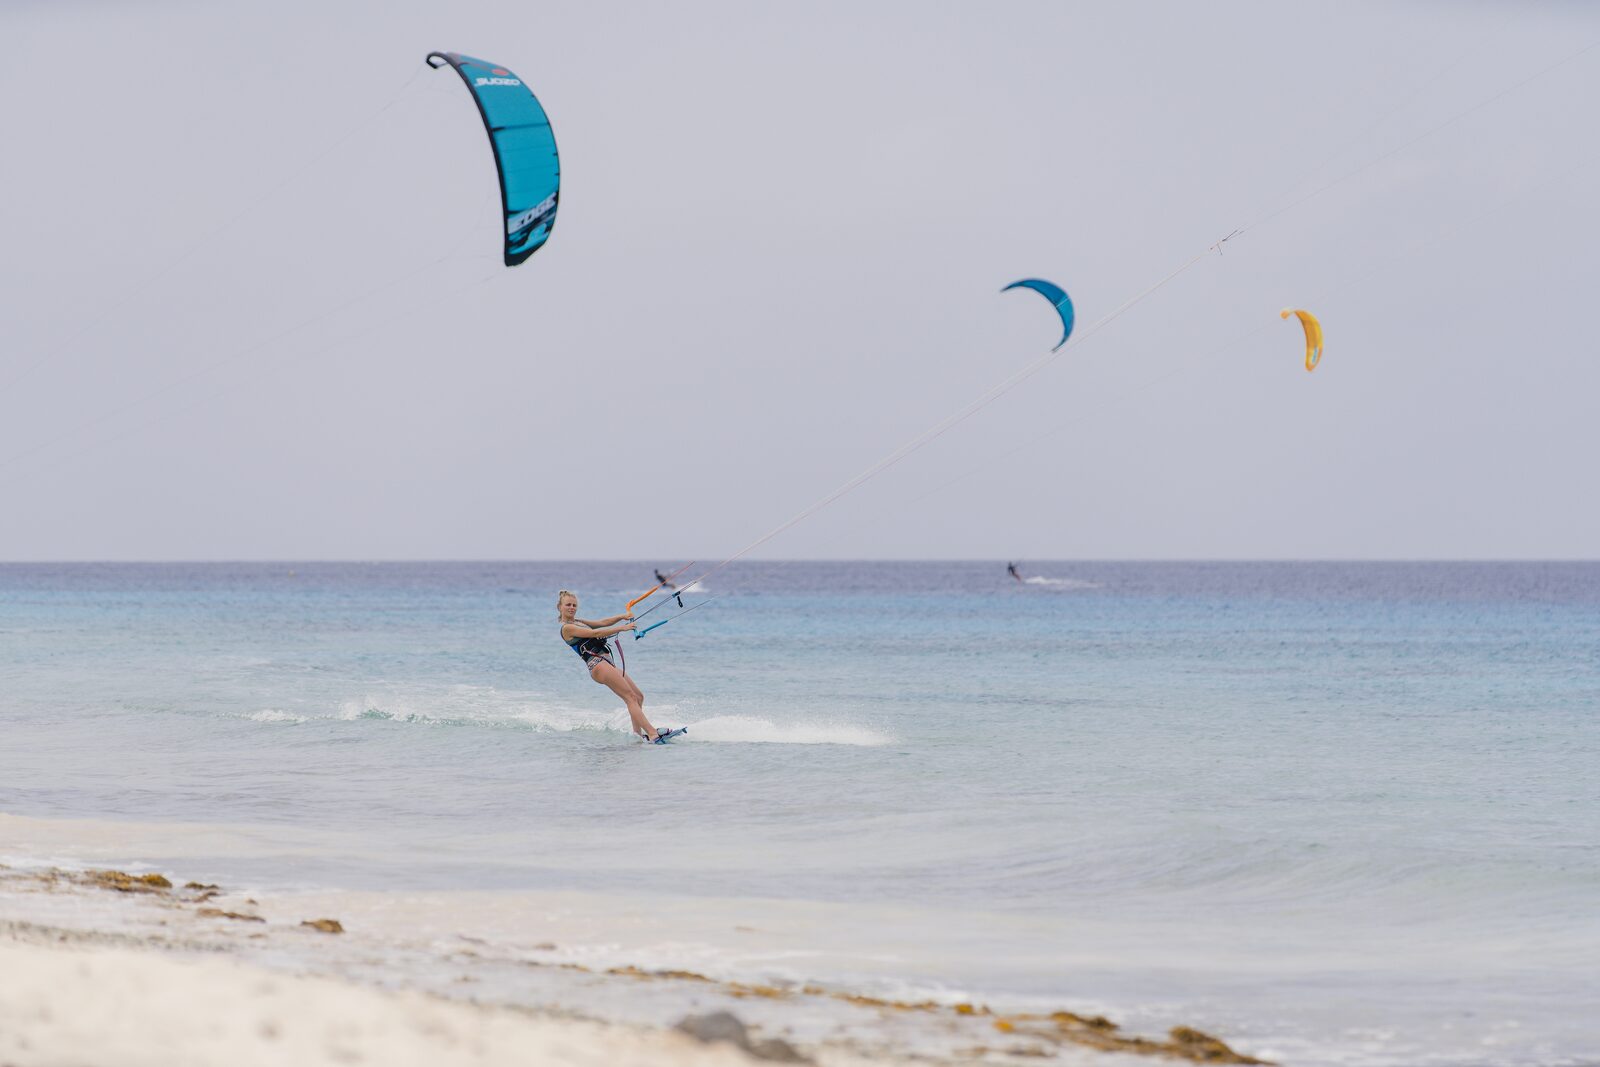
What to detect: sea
<box><xmin>2</xmin><ymin>561</ymin><xmax>1597</xmax><ymax>1066</ymax></box>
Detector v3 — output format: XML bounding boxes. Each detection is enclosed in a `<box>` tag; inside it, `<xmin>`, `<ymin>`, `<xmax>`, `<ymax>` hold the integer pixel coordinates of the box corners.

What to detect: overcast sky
<box><xmin>2</xmin><ymin>1</ymin><xmax>1596</xmax><ymax>561</ymax></box>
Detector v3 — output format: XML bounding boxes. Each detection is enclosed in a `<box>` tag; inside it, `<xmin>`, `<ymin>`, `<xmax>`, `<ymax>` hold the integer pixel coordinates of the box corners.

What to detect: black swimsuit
<box><xmin>563</xmin><ymin>627</ymin><xmax>613</xmax><ymax>669</ymax></box>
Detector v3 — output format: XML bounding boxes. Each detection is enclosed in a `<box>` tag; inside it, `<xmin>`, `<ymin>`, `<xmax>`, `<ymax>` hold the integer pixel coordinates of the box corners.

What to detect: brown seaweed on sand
<box><xmin>987</xmin><ymin>1012</ymin><xmax>1270</xmax><ymax>1064</ymax></box>
<box><xmin>604</xmin><ymin>961</ymin><xmax>1265</xmax><ymax>1062</ymax></box>
<box><xmin>1169</xmin><ymin>1026</ymin><xmax>1266</xmax><ymax>1063</ymax></box>
<box><xmin>196</xmin><ymin>908</ymin><xmax>266</xmax><ymax>923</ymax></box>
<box><xmin>607</xmin><ymin>965</ymin><xmax>714</xmax><ymax>982</ymax></box>
<box><xmin>300</xmin><ymin>919</ymin><xmax>344</xmax><ymax>934</ymax></box>
<box><xmin>85</xmin><ymin>870</ymin><xmax>172</xmax><ymax>893</ymax></box>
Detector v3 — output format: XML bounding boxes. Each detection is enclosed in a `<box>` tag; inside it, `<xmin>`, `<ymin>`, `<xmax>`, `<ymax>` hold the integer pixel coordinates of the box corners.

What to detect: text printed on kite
<box><xmin>1003</xmin><ymin>280</ymin><xmax>1076</xmax><ymax>351</ymax></box>
<box><xmin>426</xmin><ymin>51</ymin><xmax>561</xmax><ymax>267</ymax></box>
<box><xmin>1280</xmin><ymin>308</ymin><xmax>1324</xmax><ymax>371</ymax></box>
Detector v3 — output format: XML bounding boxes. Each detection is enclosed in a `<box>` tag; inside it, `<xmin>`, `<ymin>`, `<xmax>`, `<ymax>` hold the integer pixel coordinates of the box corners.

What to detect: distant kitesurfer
<box><xmin>557</xmin><ymin>590</ymin><xmax>669</xmax><ymax>742</ymax></box>
<box><xmin>654</xmin><ymin>567</ymin><xmax>686</xmax><ymax>607</ymax></box>
<box><xmin>1007</xmin><ymin>562</ymin><xmax>1022</xmax><ymax>582</ymax></box>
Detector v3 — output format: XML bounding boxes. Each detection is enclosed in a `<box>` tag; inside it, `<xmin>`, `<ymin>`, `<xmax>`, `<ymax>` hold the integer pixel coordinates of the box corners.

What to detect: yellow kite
<box><xmin>1280</xmin><ymin>308</ymin><xmax>1323</xmax><ymax>371</ymax></box>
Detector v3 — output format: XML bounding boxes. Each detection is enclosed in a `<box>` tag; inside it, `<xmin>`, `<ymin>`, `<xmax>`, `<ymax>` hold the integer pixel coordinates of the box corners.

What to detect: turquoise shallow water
<box><xmin>2</xmin><ymin>561</ymin><xmax>1598</xmax><ymax>1064</ymax></box>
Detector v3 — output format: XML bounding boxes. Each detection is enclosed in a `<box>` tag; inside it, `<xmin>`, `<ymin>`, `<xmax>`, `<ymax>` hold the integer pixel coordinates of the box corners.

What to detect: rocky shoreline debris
<box><xmin>8</xmin><ymin>866</ymin><xmax>344</xmax><ymax>940</ymax></box>
<box><xmin>4</xmin><ymin>864</ymin><xmax>1269</xmax><ymax>1065</ymax></box>
<box><xmin>675</xmin><ymin>1010</ymin><xmax>810</xmax><ymax>1063</ymax></box>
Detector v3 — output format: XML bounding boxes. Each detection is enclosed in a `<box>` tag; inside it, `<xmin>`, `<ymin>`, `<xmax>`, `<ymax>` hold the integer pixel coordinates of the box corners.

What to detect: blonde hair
<box><xmin>556</xmin><ymin>590</ymin><xmax>577</xmax><ymax>617</ymax></box>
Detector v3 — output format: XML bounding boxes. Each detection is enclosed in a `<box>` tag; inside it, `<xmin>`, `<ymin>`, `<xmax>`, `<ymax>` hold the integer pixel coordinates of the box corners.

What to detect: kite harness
<box><xmin>563</xmin><ymin>629</ymin><xmax>616</xmax><ymax>669</ymax></box>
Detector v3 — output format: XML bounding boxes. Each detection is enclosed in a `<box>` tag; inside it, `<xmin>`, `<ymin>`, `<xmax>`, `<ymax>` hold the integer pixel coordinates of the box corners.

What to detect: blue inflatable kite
<box><xmin>1002</xmin><ymin>279</ymin><xmax>1075</xmax><ymax>350</ymax></box>
<box><xmin>427</xmin><ymin>51</ymin><xmax>560</xmax><ymax>266</ymax></box>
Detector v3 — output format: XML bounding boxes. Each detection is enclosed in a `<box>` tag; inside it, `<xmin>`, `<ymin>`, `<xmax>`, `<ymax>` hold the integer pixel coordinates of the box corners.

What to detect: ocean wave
<box><xmin>232</xmin><ymin>688</ymin><xmax>891</xmax><ymax>746</ymax></box>
<box><xmin>679</xmin><ymin>715</ymin><xmax>894</xmax><ymax>746</ymax></box>
<box><xmin>1023</xmin><ymin>575</ymin><xmax>1100</xmax><ymax>589</ymax></box>
<box><xmin>245</xmin><ymin>709</ymin><xmax>309</xmax><ymax>724</ymax></box>
<box><xmin>333</xmin><ymin>691</ymin><xmax>631</xmax><ymax>734</ymax></box>
<box><xmin>218</xmin><ymin>687</ymin><xmax>630</xmax><ymax>735</ymax></box>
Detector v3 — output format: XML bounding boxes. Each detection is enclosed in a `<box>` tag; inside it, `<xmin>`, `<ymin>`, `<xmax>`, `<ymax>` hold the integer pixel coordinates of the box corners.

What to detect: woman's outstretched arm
<box><xmin>575</xmin><ymin>613</ymin><xmax>631</xmax><ymax>628</ymax></box>
<box><xmin>563</xmin><ymin>620</ymin><xmax>635</xmax><ymax>640</ymax></box>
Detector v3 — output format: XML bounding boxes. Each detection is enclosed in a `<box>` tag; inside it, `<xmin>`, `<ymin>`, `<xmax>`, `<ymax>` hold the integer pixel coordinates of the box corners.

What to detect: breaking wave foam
<box><xmin>237</xmin><ymin>690</ymin><xmax>891</xmax><ymax>747</ymax></box>
<box><xmin>246</xmin><ymin>709</ymin><xmax>309</xmax><ymax>724</ymax></box>
<box><xmin>334</xmin><ymin>691</ymin><xmax>631</xmax><ymax>734</ymax></box>
<box><xmin>1024</xmin><ymin>575</ymin><xmax>1100</xmax><ymax>589</ymax></box>
<box><xmin>680</xmin><ymin>715</ymin><xmax>894</xmax><ymax>746</ymax></box>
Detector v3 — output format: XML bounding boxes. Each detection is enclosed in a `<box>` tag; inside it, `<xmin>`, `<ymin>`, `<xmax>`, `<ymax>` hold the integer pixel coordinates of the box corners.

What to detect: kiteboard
<box><xmin>650</xmin><ymin>727</ymin><xmax>688</xmax><ymax>744</ymax></box>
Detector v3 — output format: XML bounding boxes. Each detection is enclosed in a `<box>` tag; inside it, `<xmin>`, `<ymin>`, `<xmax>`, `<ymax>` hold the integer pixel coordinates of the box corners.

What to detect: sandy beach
<box><xmin>0</xmin><ymin>936</ymin><xmax>766</xmax><ymax>1067</ymax></box>
<box><xmin>0</xmin><ymin>868</ymin><xmax>872</xmax><ymax>1067</ymax></box>
<box><xmin>0</xmin><ymin>813</ymin><xmax>1271</xmax><ymax>1067</ymax></box>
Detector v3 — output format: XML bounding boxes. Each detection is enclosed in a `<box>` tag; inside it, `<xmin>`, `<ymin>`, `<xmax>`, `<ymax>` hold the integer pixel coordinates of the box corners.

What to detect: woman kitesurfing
<box><xmin>557</xmin><ymin>591</ymin><xmax>678</xmax><ymax>743</ymax></box>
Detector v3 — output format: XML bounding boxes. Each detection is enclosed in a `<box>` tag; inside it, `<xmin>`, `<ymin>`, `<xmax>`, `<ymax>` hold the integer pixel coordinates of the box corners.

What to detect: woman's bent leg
<box><xmin>590</xmin><ymin>661</ymin><xmax>656</xmax><ymax>739</ymax></box>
